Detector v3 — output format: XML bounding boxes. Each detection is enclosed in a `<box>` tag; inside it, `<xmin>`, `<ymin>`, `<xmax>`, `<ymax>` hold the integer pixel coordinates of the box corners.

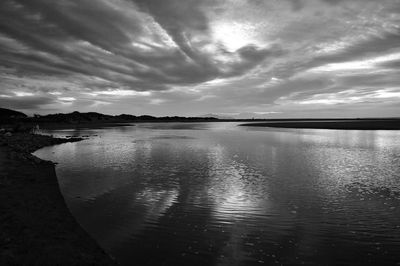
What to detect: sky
<box><xmin>0</xmin><ymin>0</ymin><xmax>400</xmax><ymax>118</ymax></box>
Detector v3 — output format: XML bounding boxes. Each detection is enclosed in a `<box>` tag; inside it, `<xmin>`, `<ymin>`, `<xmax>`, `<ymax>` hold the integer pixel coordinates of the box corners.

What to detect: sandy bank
<box><xmin>0</xmin><ymin>133</ymin><xmax>117</xmax><ymax>265</ymax></box>
<box><xmin>240</xmin><ymin>119</ymin><xmax>400</xmax><ymax>130</ymax></box>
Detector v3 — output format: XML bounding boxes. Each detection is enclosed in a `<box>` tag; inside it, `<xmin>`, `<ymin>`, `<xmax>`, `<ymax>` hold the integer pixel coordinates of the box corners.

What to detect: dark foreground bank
<box><xmin>240</xmin><ymin>119</ymin><xmax>400</xmax><ymax>130</ymax></box>
<box><xmin>0</xmin><ymin>133</ymin><xmax>117</xmax><ymax>265</ymax></box>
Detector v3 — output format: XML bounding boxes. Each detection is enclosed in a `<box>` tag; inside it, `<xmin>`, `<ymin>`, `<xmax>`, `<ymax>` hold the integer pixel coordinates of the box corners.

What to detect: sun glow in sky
<box><xmin>1</xmin><ymin>0</ymin><xmax>400</xmax><ymax>118</ymax></box>
<box><xmin>212</xmin><ymin>22</ymin><xmax>257</xmax><ymax>52</ymax></box>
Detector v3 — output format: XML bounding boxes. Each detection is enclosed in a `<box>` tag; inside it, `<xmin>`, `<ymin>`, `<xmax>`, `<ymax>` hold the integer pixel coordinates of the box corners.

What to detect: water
<box><xmin>34</xmin><ymin>122</ymin><xmax>400</xmax><ymax>265</ymax></box>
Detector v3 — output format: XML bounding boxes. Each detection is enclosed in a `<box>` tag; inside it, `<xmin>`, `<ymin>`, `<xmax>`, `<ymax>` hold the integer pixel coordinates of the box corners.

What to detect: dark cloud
<box><xmin>132</xmin><ymin>0</ymin><xmax>212</xmax><ymax>54</ymax></box>
<box><xmin>269</xmin><ymin>29</ymin><xmax>400</xmax><ymax>81</ymax></box>
<box><xmin>0</xmin><ymin>0</ymin><xmax>399</xmax><ymax>116</ymax></box>
<box><xmin>0</xmin><ymin>0</ymin><xmax>282</xmax><ymax>95</ymax></box>
<box><xmin>339</xmin><ymin>71</ymin><xmax>400</xmax><ymax>88</ymax></box>
<box><xmin>378</xmin><ymin>60</ymin><xmax>400</xmax><ymax>69</ymax></box>
<box><xmin>0</xmin><ymin>95</ymin><xmax>55</xmax><ymax>110</ymax></box>
<box><xmin>317</xmin><ymin>32</ymin><xmax>400</xmax><ymax>63</ymax></box>
<box><xmin>320</xmin><ymin>0</ymin><xmax>345</xmax><ymax>5</ymax></box>
<box><xmin>288</xmin><ymin>0</ymin><xmax>305</xmax><ymax>11</ymax></box>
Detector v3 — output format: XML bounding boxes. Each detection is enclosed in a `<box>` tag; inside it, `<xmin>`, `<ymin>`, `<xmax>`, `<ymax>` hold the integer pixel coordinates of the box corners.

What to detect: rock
<box><xmin>5</xmin><ymin>132</ymin><xmax>12</xmax><ymax>137</ymax></box>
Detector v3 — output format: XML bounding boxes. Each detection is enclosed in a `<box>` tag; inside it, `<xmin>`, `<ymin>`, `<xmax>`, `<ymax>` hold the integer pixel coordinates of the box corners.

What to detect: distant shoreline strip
<box><xmin>239</xmin><ymin>120</ymin><xmax>400</xmax><ymax>130</ymax></box>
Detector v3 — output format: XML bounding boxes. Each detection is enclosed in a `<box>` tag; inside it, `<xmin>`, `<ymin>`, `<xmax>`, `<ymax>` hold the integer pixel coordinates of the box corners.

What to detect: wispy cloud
<box><xmin>0</xmin><ymin>0</ymin><xmax>399</xmax><ymax>117</ymax></box>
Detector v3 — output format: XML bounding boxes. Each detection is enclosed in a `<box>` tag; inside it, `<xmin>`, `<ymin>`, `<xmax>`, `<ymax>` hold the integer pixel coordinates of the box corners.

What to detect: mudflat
<box><xmin>0</xmin><ymin>133</ymin><xmax>117</xmax><ymax>265</ymax></box>
<box><xmin>240</xmin><ymin>119</ymin><xmax>400</xmax><ymax>130</ymax></box>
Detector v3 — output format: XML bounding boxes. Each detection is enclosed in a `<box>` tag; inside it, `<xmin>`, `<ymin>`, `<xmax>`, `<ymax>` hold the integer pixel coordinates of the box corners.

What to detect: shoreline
<box><xmin>239</xmin><ymin>119</ymin><xmax>400</xmax><ymax>130</ymax></box>
<box><xmin>0</xmin><ymin>133</ymin><xmax>117</xmax><ymax>265</ymax></box>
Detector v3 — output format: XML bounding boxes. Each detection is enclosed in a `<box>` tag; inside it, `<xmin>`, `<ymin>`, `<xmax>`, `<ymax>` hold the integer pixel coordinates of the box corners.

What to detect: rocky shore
<box><xmin>0</xmin><ymin>133</ymin><xmax>117</xmax><ymax>265</ymax></box>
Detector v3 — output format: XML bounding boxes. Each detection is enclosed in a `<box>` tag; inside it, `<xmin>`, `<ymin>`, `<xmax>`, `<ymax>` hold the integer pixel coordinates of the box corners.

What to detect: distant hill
<box><xmin>0</xmin><ymin>108</ymin><xmax>27</xmax><ymax>122</ymax></box>
<box><xmin>200</xmin><ymin>113</ymin><xmax>234</xmax><ymax>120</ymax></box>
<box><xmin>0</xmin><ymin>108</ymin><xmax>27</xmax><ymax>120</ymax></box>
<box><xmin>0</xmin><ymin>108</ymin><xmax>28</xmax><ymax>128</ymax></box>
<box><xmin>35</xmin><ymin>111</ymin><xmax>115</xmax><ymax>123</ymax></box>
<box><xmin>29</xmin><ymin>111</ymin><xmax>219</xmax><ymax>125</ymax></box>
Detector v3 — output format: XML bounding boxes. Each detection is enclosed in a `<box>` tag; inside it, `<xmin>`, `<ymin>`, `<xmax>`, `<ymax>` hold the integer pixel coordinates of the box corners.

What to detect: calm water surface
<box><xmin>34</xmin><ymin>122</ymin><xmax>400</xmax><ymax>265</ymax></box>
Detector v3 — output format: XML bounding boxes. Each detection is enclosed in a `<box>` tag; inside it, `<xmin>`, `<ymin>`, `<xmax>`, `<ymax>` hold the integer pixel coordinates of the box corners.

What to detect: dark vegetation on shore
<box><xmin>240</xmin><ymin>119</ymin><xmax>400</xmax><ymax>130</ymax></box>
<box><xmin>1</xmin><ymin>107</ymin><xmax>228</xmax><ymax>130</ymax></box>
<box><xmin>34</xmin><ymin>111</ymin><xmax>220</xmax><ymax>123</ymax></box>
<box><xmin>13</xmin><ymin>110</ymin><xmax>220</xmax><ymax>126</ymax></box>
<box><xmin>1</xmin><ymin>132</ymin><xmax>82</xmax><ymax>154</ymax></box>
<box><xmin>0</xmin><ymin>108</ymin><xmax>27</xmax><ymax>119</ymax></box>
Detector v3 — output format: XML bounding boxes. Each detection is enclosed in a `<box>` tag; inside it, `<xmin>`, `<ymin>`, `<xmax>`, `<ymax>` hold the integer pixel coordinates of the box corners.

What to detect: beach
<box><xmin>240</xmin><ymin>119</ymin><xmax>400</xmax><ymax>130</ymax></box>
<box><xmin>0</xmin><ymin>133</ymin><xmax>117</xmax><ymax>265</ymax></box>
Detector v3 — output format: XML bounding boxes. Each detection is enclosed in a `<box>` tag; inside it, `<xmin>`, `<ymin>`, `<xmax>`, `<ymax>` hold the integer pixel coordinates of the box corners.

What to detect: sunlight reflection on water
<box><xmin>35</xmin><ymin>123</ymin><xmax>400</xmax><ymax>265</ymax></box>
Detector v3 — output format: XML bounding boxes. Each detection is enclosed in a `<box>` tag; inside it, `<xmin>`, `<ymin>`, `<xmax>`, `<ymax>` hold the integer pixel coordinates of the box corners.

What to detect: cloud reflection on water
<box><xmin>34</xmin><ymin>123</ymin><xmax>400</xmax><ymax>265</ymax></box>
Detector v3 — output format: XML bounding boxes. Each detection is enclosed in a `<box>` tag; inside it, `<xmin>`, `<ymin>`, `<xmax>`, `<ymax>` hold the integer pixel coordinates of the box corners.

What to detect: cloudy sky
<box><xmin>1</xmin><ymin>0</ymin><xmax>400</xmax><ymax>118</ymax></box>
